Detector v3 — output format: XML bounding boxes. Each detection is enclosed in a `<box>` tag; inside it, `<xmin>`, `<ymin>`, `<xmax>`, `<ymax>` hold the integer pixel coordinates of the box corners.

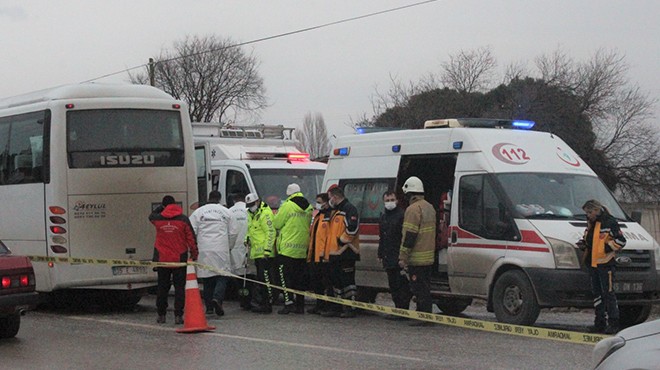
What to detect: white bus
<box><xmin>0</xmin><ymin>83</ymin><xmax>198</xmax><ymax>307</ymax></box>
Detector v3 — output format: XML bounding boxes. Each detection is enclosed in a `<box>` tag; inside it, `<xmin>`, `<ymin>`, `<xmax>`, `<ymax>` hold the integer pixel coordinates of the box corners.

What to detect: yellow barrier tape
<box><xmin>29</xmin><ymin>255</ymin><xmax>607</xmax><ymax>345</ymax></box>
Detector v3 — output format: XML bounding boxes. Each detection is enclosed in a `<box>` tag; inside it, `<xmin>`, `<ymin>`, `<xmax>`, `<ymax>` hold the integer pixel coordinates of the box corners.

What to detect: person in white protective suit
<box><xmin>190</xmin><ymin>190</ymin><xmax>236</xmax><ymax>316</ymax></box>
<box><xmin>228</xmin><ymin>192</ymin><xmax>249</xmax><ymax>276</ymax></box>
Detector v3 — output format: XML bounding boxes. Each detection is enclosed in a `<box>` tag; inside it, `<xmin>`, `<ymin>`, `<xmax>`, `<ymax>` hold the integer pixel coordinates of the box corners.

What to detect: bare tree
<box><xmin>296</xmin><ymin>112</ymin><xmax>331</xmax><ymax>160</ymax></box>
<box><xmin>537</xmin><ymin>48</ymin><xmax>658</xmax><ymax>200</ymax></box>
<box><xmin>593</xmin><ymin>86</ymin><xmax>659</xmax><ymax>200</ymax></box>
<box><xmin>440</xmin><ymin>46</ymin><xmax>497</xmax><ymax>93</ymax></box>
<box><xmin>130</xmin><ymin>35</ymin><xmax>267</xmax><ymax>123</ymax></box>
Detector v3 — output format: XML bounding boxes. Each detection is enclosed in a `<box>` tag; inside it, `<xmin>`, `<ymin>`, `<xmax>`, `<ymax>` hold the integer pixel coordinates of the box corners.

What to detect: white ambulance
<box><xmin>323</xmin><ymin>118</ymin><xmax>660</xmax><ymax>326</ymax></box>
<box><xmin>193</xmin><ymin>123</ymin><xmax>326</xmax><ymax>209</ymax></box>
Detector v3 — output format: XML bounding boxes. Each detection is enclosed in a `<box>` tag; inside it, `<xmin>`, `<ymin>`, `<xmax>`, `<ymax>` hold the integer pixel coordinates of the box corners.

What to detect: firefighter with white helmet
<box><xmin>399</xmin><ymin>176</ymin><xmax>436</xmax><ymax>324</ymax></box>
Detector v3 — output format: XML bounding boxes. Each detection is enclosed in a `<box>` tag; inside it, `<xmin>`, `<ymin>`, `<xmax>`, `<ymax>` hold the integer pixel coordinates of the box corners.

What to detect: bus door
<box><xmin>195</xmin><ymin>143</ymin><xmax>212</xmax><ymax>206</ymax></box>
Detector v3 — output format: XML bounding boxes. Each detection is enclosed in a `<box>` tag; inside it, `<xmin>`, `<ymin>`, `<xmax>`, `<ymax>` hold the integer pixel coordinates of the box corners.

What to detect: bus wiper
<box><xmin>526</xmin><ymin>213</ymin><xmax>572</xmax><ymax>220</ymax></box>
<box><xmin>572</xmin><ymin>213</ymin><xmax>588</xmax><ymax>220</ymax></box>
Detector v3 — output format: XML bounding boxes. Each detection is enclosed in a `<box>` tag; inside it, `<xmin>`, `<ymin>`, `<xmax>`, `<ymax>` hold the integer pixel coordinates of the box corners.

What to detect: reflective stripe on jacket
<box><xmin>399</xmin><ymin>195</ymin><xmax>436</xmax><ymax>266</ymax></box>
<box><xmin>308</xmin><ymin>208</ymin><xmax>332</xmax><ymax>263</ymax></box>
<box><xmin>247</xmin><ymin>202</ymin><xmax>276</xmax><ymax>260</ymax></box>
<box><xmin>326</xmin><ymin>199</ymin><xmax>360</xmax><ymax>261</ymax></box>
<box><xmin>585</xmin><ymin>214</ymin><xmax>626</xmax><ymax>267</ymax></box>
<box><xmin>273</xmin><ymin>192</ymin><xmax>312</xmax><ymax>259</ymax></box>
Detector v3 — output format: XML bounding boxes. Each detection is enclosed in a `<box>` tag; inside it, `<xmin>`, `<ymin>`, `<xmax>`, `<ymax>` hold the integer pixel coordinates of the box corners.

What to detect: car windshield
<box><xmin>495</xmin><ymin>173</ymin><xmax>628</xmax><ymax>221</ymax></box>
<box><xmin>249</xmin><ymin>168</ymin><xmax>325</xmax><ymax>209</ymax></box>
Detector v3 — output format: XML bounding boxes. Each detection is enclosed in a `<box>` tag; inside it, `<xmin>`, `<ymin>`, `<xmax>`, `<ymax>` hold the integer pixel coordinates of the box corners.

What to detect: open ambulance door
<box><xmin>396</xmin><ymin>153</ymin><xmax>457</xmax><ymax>280</ymax></box>
<box><xmin>194</xmin><ymin>143</ymin><xmax>213</xmax><ymax>207</ymax></box>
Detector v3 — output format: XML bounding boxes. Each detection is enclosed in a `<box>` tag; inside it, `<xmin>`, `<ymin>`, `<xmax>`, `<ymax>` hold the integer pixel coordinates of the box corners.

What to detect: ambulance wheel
<box><xmin>619</xmin><ymin>304</ymin><xmax>652</xmax><ymax>328</ymax></box>
<box><xmin>492</xmin><ymin>270</ymin><xmax>540</xmax><ymax>326</ymax></box>
<box><xmin>435</xmin><ymin>298</ymin><xmax>472</xmax><ymax>315</ymax></box>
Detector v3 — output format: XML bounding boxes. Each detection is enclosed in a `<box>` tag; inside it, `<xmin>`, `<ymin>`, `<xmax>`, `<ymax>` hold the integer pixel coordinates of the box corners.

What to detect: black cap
<box><xmin>162</xmin><ymin>195</ymin><xmax>175</xmax><ymax>206</ymax></box>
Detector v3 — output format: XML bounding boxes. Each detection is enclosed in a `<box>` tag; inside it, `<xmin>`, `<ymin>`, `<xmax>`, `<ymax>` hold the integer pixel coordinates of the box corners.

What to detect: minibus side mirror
<box><xmin>630</xmin><ymin>210</ymin><xmax>643</xmax><ymax>223</ymax></box>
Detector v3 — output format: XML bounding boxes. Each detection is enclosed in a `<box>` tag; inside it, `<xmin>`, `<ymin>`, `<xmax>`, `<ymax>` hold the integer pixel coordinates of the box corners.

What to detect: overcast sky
<box><xmin>1</xmin><ymin>0</ymin><xmax>658</xmax><ymax>139</ymax></box>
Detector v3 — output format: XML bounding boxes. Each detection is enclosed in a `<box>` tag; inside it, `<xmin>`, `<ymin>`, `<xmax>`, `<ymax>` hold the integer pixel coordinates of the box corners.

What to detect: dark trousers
<box><xmin>309</xmin><ymin>261</ymin><xmax>333</xmax><ymax>308</ymax></box>
<box><xmin>408</xmin><ymin>265</ymin><xmax>432</xmax><ymax>313</ymax></box>
<box><xmin>252</xmin><ymin>258</ymin><xmax>273</xmax><ymax>308</ymax></box>
<box><xmin>202</xmin><ymin>275</ymin><xmax>230</xmax><ymax>309</ymax></box>
<box><xmin>386</xmin><ymin>267</ymin><xmax>411</xmax><ymax>309</ymax></box>
<box><xmin>276</xmin><ymin>255</ymin><xmax>306</xmax><ymax>307</ymax></box>
<box><xmin>590</xmin><ymin>264</ymin><xmax>619</xmax><ymax>324</ymax></box>
<box><xmin>156</xmin><ymin>267</ymin><xmax>186</xmax><ymax>316</ymax></box>
<box><xmin>329</xmin><ymin>259</ymin><xmax>357</xmax><ymax>300</ymax></box>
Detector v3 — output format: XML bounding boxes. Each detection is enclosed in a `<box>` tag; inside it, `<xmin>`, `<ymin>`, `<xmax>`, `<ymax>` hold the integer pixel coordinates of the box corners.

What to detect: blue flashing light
<box><xmin>392</xmin><ymin>145</ymin><xmax>401</xmax><ymax>153</ymax></box>
<box><xmin>335</xmin><ymin>147</ymin><xmax>349</xmax><ymax>156</ymax></box>
<box><xmin>356</xmin><ymin>127</ymin><xmax>367</xmax><ymax>134</ymax></box>
<box><xmin>453</xmin><ymin>141</ymin><xmax>463</xmax><ymax>150</ymax></box>
<box><xmin>512</xmin><ymin>120</ymin><xmax>535</xmax><ymax>130</ymax></box>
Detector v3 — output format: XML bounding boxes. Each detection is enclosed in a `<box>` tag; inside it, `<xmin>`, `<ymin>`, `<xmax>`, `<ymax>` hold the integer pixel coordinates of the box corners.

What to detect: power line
<box><xmin>81</xmin><ymin>0</ymin><xmax>438</xmax><ymax>83</ymax></box>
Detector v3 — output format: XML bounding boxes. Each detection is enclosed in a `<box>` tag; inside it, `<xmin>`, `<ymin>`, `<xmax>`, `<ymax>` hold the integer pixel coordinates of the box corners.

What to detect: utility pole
<box><xmin>148</xmin><ymin>58</ymin><xmax>155</xmax><ymax>86</ymax></box>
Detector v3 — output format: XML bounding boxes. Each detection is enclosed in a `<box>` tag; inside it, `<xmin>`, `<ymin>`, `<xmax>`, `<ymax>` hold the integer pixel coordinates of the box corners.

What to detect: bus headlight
<box><xmin>547</xmin><ymin>237</ymin><xmax>580</xmax><ymax>269</ymax></box>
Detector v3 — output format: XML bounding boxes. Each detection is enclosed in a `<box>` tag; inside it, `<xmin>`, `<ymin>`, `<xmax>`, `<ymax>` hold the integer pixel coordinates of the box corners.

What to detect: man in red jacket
<box><xmin>149</xmin><ymin>195</ymin><xmax>198</xmax><ymax>324</ymax></box>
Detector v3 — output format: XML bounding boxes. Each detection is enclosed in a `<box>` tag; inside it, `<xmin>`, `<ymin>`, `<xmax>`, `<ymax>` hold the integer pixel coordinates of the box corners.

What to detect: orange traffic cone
<box><xmin>176</xmin><ymin>261</ymin><xmax>216</xmax><ymax>334</ymax></box>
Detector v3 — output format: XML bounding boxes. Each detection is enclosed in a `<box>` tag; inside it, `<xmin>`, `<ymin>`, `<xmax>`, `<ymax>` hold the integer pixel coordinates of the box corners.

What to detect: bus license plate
<box><xmin>613</xmin><ymin>281</ymin><xmax>643</xmax><ymax>293</ymax></box>
<box><xmin>112</xmin><ymin>266</ymin><xmax>147</xmax><ymax>276</ymax></box>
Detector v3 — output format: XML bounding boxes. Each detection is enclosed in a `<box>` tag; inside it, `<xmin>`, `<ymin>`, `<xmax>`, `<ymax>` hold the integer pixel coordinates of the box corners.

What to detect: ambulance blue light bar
<box><xmin>424</xmin><ymin>118</ymin><xmax>536</xmax><ymax>130</ymax></box>
<box><xmin>511</xmin><ymin>120</ymin><xmax>535</xmax><ymax>129</ymax></box>
<box><xmin>392</xmin><ymin>145</ymin><xmax>401</xmax><ymax>153</ymax></box>
<box><xmin>333</xmin><ymin>147</ymin><xmax>350</xmax><ymax>156</ymax></box>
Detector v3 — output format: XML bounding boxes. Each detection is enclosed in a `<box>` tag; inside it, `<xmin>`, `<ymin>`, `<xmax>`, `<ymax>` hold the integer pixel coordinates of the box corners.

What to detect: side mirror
<box><xmin>630</xmin><ymin>210</ymin><xmax>643</xmax><ymax>223</ymax></box>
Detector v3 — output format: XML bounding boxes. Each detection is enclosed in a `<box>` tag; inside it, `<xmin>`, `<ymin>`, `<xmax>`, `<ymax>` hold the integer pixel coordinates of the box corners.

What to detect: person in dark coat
<box><xmin>378</xmin><ymin>191</ymin><xmax>411</xmax><ymax>312</ymax></box>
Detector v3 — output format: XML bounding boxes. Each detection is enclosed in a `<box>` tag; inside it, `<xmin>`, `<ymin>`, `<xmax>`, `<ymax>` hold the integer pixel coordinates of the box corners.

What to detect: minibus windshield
<box><xmin>250</xmin><ymin>168</ymin><xmax>325</xmax><ymax>209</ymax></box>
<box><xmin>495</xmin><ymin>173</ymin><xmax>628</xmax><ymax>221</ymax></box>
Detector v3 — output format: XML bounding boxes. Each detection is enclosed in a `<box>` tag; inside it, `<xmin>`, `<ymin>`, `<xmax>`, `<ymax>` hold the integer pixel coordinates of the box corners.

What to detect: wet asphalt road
<box><xmin>3</xmin><ymin>293</ymin><xmax>644</xmax><ymax>370</ymax></box>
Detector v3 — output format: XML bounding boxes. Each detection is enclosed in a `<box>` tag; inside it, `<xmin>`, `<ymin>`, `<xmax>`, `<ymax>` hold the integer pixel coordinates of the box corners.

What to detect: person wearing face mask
<box><xmin>398</xmin><ymin>176</ymin><xmax>436</xmax><ymax>325</ymax></box>
<box><xmin>306</xmin><ymin>193</ymin><xmax>334</xmax><ymax>314</ymax></box>
<box><xmin>273</xmin><ymin>183</ymin><xmax>313</xmax><ymax>314</ymax></box>
<box><xmin>378</xmin><ymin>191</ymin><xmax>411</xmax><ymax>316</ymax></box>
<box><xmin>324</xmin><ymin>185</ymin><xmax>360</xmax><ymax>318</ymax></box>
<box><xmin>245</xmin><ymin>193</ymin><xmax>276</xmax><ymax>313</ymax></box>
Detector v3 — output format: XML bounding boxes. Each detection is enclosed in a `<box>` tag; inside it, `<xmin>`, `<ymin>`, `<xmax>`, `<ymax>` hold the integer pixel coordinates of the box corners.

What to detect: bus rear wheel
<box><xmin>0</xmin><ymin>313</ymin><xmax>20</xmax><ymax>339</ymax></box>
<box><xmin>492</xmin><ymin>270</ymin><xmax>540</xmax><ymax>326</ymax></box>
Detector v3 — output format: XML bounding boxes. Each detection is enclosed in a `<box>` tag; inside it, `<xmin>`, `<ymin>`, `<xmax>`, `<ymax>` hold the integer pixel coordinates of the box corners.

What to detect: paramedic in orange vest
<box><xmin>306</xmin><ymin>192</ymin><xmax>333</xmax><ymax>314</ymax></box>
<box><xmin>578</xmin><ymin>199</ymin><xmax>626</xmax><ymax>334</ymax></box>
<box><xmin>324</xmin><ymin>185</ymin><xmax>360</xmax><ymax>318</ymax></box>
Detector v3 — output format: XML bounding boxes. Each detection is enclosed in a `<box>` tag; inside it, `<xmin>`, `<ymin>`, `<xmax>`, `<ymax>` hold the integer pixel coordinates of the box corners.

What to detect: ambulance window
<box><xmin>227</xmin><ymin>170</ymin><xmax>250</xmax><ymax>206</ymax></box>
<box><xmin>342</xmin><ymin>179</ymin><xmax>394</xmax><ymax>222</ymax></box>
<box><xmin>459</xmin><ymin>175</ymin><xmax>512</xmax><ymax>240</ymax></box>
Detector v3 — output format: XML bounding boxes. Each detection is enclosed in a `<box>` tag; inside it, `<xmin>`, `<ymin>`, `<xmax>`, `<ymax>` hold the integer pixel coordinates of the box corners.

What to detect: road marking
<box><xmin>66</xmin><ymin>315</ymin><xmax>429</xmax><ymax>363</ymax></box>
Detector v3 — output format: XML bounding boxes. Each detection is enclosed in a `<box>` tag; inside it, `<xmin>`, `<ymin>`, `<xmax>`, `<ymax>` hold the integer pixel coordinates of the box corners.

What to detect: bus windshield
<box><xmin>67</xmin><ymin>109</ymin><xmax>184</xmax><ymax>168</ymax></box>
<box><xmin>495</xmin><ymin>173</ymin><xmax>628</xmax><ymax>221</ymax></box>
<box><xmin>250</xmin><ymin>168</ymin><xmax>325</xmax><ymax>209</ymax></box>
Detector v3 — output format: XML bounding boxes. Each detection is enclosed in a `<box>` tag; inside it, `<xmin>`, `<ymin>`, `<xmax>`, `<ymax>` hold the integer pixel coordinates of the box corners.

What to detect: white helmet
<box><xmin>402</xmin><ymin>176</ymin><xmax>424</xmax><ymax>194</ymax></box>
<box><xmin>245</xmin><ymin>193</ymin><xmax>259</xmax><ymax>205</ymax></box>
